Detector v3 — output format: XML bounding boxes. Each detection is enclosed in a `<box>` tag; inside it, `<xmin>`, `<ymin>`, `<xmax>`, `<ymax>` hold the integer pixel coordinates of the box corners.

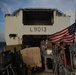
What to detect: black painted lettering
<box><xmin>30</xmin><ymin>27</ymin><xmax>47</xmax><ymax>32</ymax></box>
<box><xmin>34</xmin><ymin>27</ymin><xmax>37</xmax><ymax>32</ymax></box>
<box><xmin>44</xmin><ymin>27</ymin><xmax>47</xmax><ymax>32</ymax></box>
<box><xmin>30</xmin><ymin>27</ymin><xmax>33</xmax><ymax>32</ymax></box>
<box><xmin>38</xmin><ymin>27</ymin><xmax>41</xmax><ymax>32</ymax></box>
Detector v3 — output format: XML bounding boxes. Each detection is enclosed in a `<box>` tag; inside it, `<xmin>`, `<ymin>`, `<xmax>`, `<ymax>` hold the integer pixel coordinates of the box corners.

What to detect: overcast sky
<box><xmin>0</xmin><ymin>0</ymin><xmax>76</xmax><ymax>33</ymax></box>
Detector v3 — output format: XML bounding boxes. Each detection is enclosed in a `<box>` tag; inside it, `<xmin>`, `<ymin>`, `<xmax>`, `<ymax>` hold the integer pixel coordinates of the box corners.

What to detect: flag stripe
<box><xmin>49</xmin><ymin>23</ymin><xmax>75</xmax><ymax>44</ymax></box>
<box><xmin>50</xmin><ymin>28</ymin><xmax>68</xmax><ymax>38</ymax></box>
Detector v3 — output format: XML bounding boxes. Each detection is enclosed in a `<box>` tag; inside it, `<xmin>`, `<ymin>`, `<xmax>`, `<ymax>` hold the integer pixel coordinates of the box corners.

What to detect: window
<box><xmin>9</xmin><ymin>34</ymin><xmax>17</xmax><ymax>39</ymax></box>
<box><xmin>23</xmin><ymin>9</ymin><xmax>54</xmax><ymax>25</ymax></box>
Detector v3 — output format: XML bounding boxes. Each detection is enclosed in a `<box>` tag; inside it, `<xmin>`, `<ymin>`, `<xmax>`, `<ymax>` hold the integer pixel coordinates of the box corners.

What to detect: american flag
<box><xmin>49</xmin><ymin>23</ymin><xmax>76</xmax><ymax>44</ymax></box>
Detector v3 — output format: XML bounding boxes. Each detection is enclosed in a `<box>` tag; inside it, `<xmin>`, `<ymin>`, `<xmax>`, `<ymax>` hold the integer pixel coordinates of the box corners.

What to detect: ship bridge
<box><xmin>5</xmin><ymin>8</ymin><xmax>70</xmax><ymax>47</ymax></box>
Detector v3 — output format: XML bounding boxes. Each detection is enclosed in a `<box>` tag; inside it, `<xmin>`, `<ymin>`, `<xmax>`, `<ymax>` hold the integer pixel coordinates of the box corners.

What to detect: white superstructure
<box><xmin>5</xmin><ymin>8</ymin><xmax>70</xmax><ymax>46</ymax></box>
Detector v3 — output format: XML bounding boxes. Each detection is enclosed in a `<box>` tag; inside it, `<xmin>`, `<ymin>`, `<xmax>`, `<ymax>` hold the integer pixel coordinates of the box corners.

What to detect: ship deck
<box><xmin>33</xmin><ymin>72</ymin><xmax>54</xmax><ymax>75</ymax></box>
